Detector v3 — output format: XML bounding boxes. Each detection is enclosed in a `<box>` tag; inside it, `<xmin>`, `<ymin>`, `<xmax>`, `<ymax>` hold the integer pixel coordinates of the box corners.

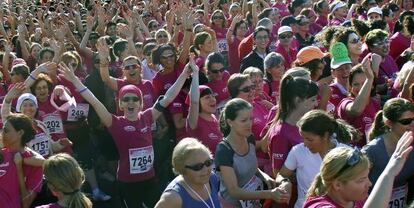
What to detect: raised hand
<box><xmin>4</xmin><ymin>82</ymin><xmax>26</xmax><ymax>103</ymax></box>
<box><xmin>57</xmin><ymin>63</ymin><xmax>77</xmax><ymax>82</ymax></box>
<box><xmin>96</xmin><ymin>38</ymin><xmax>110</xmax><ymax>61</ymax></box>
<box><xmin>361</xmin><ymin>56</ymin><xmax>374</xmax><ymax>81</ymax></box>
<box><xmin>86</xmin><ymin>15</ymin><xmax>94</xmax><ymax>31</ymax></box>
<box><xmin>385</xmin><ymin>131</ymin><xmax>413</xmax><ymax>177</ymax></box>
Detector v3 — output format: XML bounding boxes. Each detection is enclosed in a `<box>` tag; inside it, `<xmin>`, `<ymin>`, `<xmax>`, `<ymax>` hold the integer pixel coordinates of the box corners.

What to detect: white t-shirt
<box><xmin>284</xmin><ymin>141</ymin><xmax>349</xmax><ymax>208</ymax></box>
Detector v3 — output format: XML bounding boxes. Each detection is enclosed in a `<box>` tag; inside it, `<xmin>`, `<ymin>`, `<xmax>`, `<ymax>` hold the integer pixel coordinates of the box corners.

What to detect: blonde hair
<box><xmin>172</xmin><ymin>138</ymin><xmax>212</xmax><ymax>175</ymax></box>
<box><xmin>44</xmin><ymin>153</ymin><xmax>92</xmax><ymax>208</ymax></box>
<box><xmin>307</xmin><ymin>147</ymin><xmax>370</xmax><ymax>198</ymax></box>
<box><xmin>242</xmin><ymin>67</ymin><xmax>264</xmax><ymax>78</ymax></box>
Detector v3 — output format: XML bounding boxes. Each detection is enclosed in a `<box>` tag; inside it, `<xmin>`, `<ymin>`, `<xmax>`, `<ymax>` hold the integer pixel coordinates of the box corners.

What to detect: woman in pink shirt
<box><xmin>186</xmin><ymin>59</ymin><xmax>223</xmax><ymax>154</ymax></box>
<box><xmin>314</xmin><ymin>0</ymin><xmax>329</xmax><ymax>27</ymax></box>
<box><xmin>59</xmin><ymin>57</ymin><xmax>194</xmax><ymax>208</ymax></box>
<box><xmin>191</xmin><ymin>30</ymin><xmax>218</xmax><ymax>69</ymax></box>
<box><xmin>263</xmin><ymin>52</ymin><xmax>285</xmax><ymax>105</ymax></box>
<box><xmin>226</xmin><ymin>14</ymin><xmax>248</xmax><ymax>74</ymax></box>
<box><xmin>36</xmin><ymin>153</ymin><xmax>92</xmax><ymax>208</ymax></box>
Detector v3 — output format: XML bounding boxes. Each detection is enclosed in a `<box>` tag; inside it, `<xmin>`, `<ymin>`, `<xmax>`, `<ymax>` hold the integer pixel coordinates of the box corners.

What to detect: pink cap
<box><xmin>12</xmin><ymin>58</ymin><xmax>26</xmax><ymax>66</ymax></box>
<box><xmin>119</xmin><ymin>85</ymin><xmax>143</xmax><ymax>99</ymax></box>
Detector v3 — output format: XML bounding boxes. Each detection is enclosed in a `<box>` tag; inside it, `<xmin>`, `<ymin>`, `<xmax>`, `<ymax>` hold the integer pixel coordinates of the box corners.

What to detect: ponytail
<box><xmin>306</xmin><ymin>173</ymin><xmax>327</xmax><ymax>198</ymax></box>
<box><xmin>333</xmin><ymin>118</ymin><xmax>359</xmax><ymax>144</ymax></box>
<box><xmin>368</xmin><ymin>111</ymin><xmax>387</xmax><ymax>141</ymax></box>
<box><xmin>67</xmin><ymin>191</ymin><xmax>93</xmax><ymax>208</ymax></box>
<box><xmin>219</xmin><ymin>98</ymin><xmax>252</xmax><ymax>137</ymax></box>
<box><xmin>220</xmin><ymin>110</ymin><xmax>231</xmax><ymax>137</ymax></box>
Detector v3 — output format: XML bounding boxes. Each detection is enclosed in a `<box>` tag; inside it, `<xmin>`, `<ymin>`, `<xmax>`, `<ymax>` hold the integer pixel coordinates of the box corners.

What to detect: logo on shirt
<box><xmin>124</xmin><ymin>126</ymin><xmax>136</xmax><ymax>132</ymax></box>
<box><xmin>273</xmin><ymin>153</ymin><xmax>284</xmax><ymax>159</ymax></box>
<box><xmin>143</xmin><ymin>94</ymin><xmax>152</xmax><ymax>100</ymax></box>
<box><xmin>254</xmin><ymin>118</ymin><xmax>261</xmax><ymax>124</ymax></box>
<box><xmin>141</xmin><ymin>126</ymin><xmax>149</xmax><ymax>133</ymax></box>
<box><xmin>332</xmin><ymin>94</ymin><xmax>339</xmax><ymax>99</ymax></box>
<box><xmin>363</xmin><ymin>117</ymin><xmax>373</xmax><ymax>125</ymax></box>
<box><xmin>0</xmin><ymin>162</ymin><xmax>9</xmax><ymax>168</ymax></box>
<box><xmin>0</xmin><ymin>169</ymin><xmax>6</xmax><ymax>177</ymax></box>
<box><xmin>208</xmin><ymin>133</ymin><xmax>219</xmax><ymax>140</ymax></box>
<box><xmin>173</xmin><ymin>103</ymin><xmax>182</xmax><ymax>108</ymax></box>
<box><xmin>222</xmin><ymin>88</ymin><xmax>227</xmax><ymax>93</ymax></box>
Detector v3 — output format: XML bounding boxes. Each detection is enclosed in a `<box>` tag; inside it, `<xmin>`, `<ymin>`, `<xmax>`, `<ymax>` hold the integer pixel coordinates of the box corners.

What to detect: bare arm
<box><xmin>155</xmin><ymin>191</ymin><xmax>182</xmax><ymax>208</ymax></box>
<box><xmin>187</xmin><ymin>58</ymin><xmax>200</xmax><ymax>129</ymax></box>
<box><xmin>177</xmin><ymin>12</ymin><xmax>195</xmax><ymax>65</ymax></box>
<box><xmin>96</xmin><ymin>38</ymin><xmax>118</xmax><ymax>90</ymax></box>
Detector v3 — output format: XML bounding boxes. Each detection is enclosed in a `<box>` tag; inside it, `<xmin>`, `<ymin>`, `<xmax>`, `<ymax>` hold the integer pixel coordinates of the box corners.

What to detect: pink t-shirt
<box><xmin>109</xmin><ymin>60</ymin><xmax>123</xmax><ymax>79</ymax></box>
<box><xmin>263</xmin><ymin>80</ymin><xmax>280</xmax><ymax>105</ymax></box>
<box><xmin>329</xmin><ymin>82</ymin><xmax>348</xmax><ymax>117</ymax></box>
<box><xmin>152</xmin><ymin>62</ymin><xmax>185</xmax><ymax>97</ymax></box>
<box><xmin>37</xmin><ymin>99</ymin><xmax>68</xmax><ymax>141</ymax></box>
<box><xmin>329</xmin><ymin>17</ymin><xmax>345</xmax><ymax>26</ymax></box>
<box><xmin>378</xmin><ymin>55</ymin><xmax>399</xmax><ymax>85</ymax></box>
<box><xmin>275</xmin><ymin>42</ymin><xmax>297</xmax><ymax>69</ymax></box>
<box><xmin>168</xmin><ymin>90</ymin><xmax>189</xmax><ymax>140</ymax></box>
<box><xmin>21</xmin><ymin>149</ymin><xmax>44</xmax><ymax>193</ymax></box>
<box><xmin>315</xmin><ymin>15</ymin><xmax>328</xmax><ymax>27</ymax></box>
<box><xmin>0</xmin><ymin>149</ymin><xmax>20</xmax><ymax>208</ymax></box>
<box><xmin>206</xmin><ymin>71</ymin><xmax>230</xmax><ymax>104</ymax></box>
<box><xmin>252</xmin><ymin>101</ymin><xmax>270</xmax><ymax>140</ymax></box>
<box><xmin>117</xmin><ymin>79</ymin><xmax>154</xmax><ymax>110</ymax></box>
<box><xmin>186</xmin><ymin>115</ymin><xmax>223</xmax><ymax>154</ymax></box>
<box><xmin>268</xmin><ymin>121</ymin><xmax>303</xmax><ymax>170</ymax></box>
<box><xmin>195</xmin><ymin>56</ymin><xmax>207</xmax><ymax>70</ymax></box>
<box><xmin>272</xmin><ymin>2</ymin><xmax>290</xmax><ymax>17</ymax></box>
<box><xmin>304</xmin><ymin>195</ymin><xmax>364</xmax><ymax>208</ymax></box>
<box><xmin>108</xmin><ymin>109</ymin><xmax>156</xmax><ymax>182</ymax></box>
<box><xmin>212</xmin><ymin>25</ymin><xmax>228</xmax><ymax>39</ymax></box>
<box><xmin>389</xmin><ymin>32</ymin><xmax>411</xmax><ymax>60</ymax></box>
<box><xmin>228</xmin><ymin>38</ymin><xmax>242</xmax><ymax>74</ymax></box>
<box><xmin>337</xmin><ymin>97</ymin><xmax>380</xmax><ymax>147</ymax></box>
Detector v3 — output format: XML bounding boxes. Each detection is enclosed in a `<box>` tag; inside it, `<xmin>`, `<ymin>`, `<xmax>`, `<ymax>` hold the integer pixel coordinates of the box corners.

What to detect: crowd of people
<box><xmin>1</xmin><ymin>0</ymin><xmax>414</xmax><ymax>207</ymax></box>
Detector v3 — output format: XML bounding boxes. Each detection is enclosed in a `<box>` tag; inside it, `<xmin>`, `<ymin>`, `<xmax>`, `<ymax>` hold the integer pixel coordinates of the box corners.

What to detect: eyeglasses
<box><xmin>239</xmin><ymin>85</ymin><xmax>255</xmax><ymax>93</ymax></box>
<box><xmin>124</xmin><ymin>64</ymin><xmax>139</xmax><ymax>70</ymax></box>
<box><xmin>373</xmin><ymin>39</ymin><xmax>389</xmax><ymax>47</ymax></box>
<box><xmin>279</xmin><ymin>33</ymin><xmax>293</xmax><ymax>39</ymax></box>
<box><xmin>185</xmin><ymin>158</ymin><xmax>214</xmax><ymax>171</ymax></box>
<box><xmin>121</xmin><ymin>96</ymin><xmax>140</xmax><ymax>102</ymax></box>
<box><xmin>336</xmin><ymin>148</ymin><xmax>362</xmax><ymax>176</ymax></box>
<box><xmin>349</xmin><ymin>37</ymin><xmax>361</xmax><ymax>44</ymax></box>
<box><xmin>210</xmin><ymin>67</ymin><xmax>225</xmax><ymax>74</ymax></box>
<box><xmin>213</xmin><ymin>16</ymin><xmax>224</xmax><ymax>20</ymax></box>
<box><xmin>161</xmin><ymin>54</ymin><xmax>175</xmax><ymax>59</ymax></box>
<box><xmin>397</xmin><ymin>117</ymin><xmax>414</xmax><ymax>125</ymax></box>
<box><xmin>157</xmin><ymin>34</ymin><xmax>168</xmax><ymax>39</ymax></box>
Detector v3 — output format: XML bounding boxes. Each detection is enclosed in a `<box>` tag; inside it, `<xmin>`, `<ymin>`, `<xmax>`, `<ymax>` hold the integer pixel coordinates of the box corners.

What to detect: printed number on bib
<box><xmin>217</xmin><ymin>39</ymin><xmax>228</xmax><ymax>52</ymax></box>
<box><xmin>27</xmin><ymin>133</ymin><xmax>50</xmax><ymax>157</ymax></box>
<box><xmin>239</xmin><ymin>175</ymin><xmax>263</xmax><ymax>208</ymax></box>
<box><xmin>129</xmin><ymin>146</ymin><xmax>154</xmax><ymax>174</ymax></box>
<box><xmin>67</xmin><ymin>103</ymin><xmax>90</xmax><ymax>121</ymax></box>
<box><xmin>43</xmin><ymin>114</ymin><xmax>64</xmax><ymax>134</ymax></box>
<box><xmin>388</xmin><ymin>185</ymin><xmax>407</xmax><ymax>208</ymax></box>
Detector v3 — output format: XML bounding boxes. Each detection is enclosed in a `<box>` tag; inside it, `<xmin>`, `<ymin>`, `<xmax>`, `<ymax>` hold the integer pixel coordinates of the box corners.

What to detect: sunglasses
<box><xmin>373</xmin><ymin>39</ymin><xmax>389</xmax><ymax>47</ymax></box>
<box><xmin>124</xmin><ymin>64</ymin><xmax>139</xmax><ymax>70</ymax></box>
<box><xmin>239</xmin><ymin>85</ymin><xmax>255</xmax><ymax>93</ymax></box>
<box><xmin>210</xmin><ymin>67</ymin><xmax>225</xmax><ymax>74</ymax></box>
<box><xmin>255</xmin><ymin>35</ymin><xmax>269</xmax><ymax>40</ymax></box>
<box><xmin>349</xmin><ymin>37</ymin><xmax>361</xmax><ymax>44</ymax></box>
<box><xmin>397</xmin><ymin>117</ymin><xmax>414</xmax><ymax>125</ymax></box>
<box><xmin>157</xmin><ymin>34</ymin><xmax>168</xmax><ymax>39</ymax></box>
<box><xmin>335</xmin><ymin>148</ymin><xmax>362</xmax><ymax>176</ymax></box>
<box><xmin>185</xmin><ymin>158</ymin><xmax>214</xmax><ymax>171</ymax></box>
<box><xmin>279</xmin><ymin>33</ymin><xmax>293</xmax><ymax>39</ymax></box>
<box><xmin>161</xmin><ymin>54</ymin><xmax>175</xmax><ymax>59</ymax></box>
<box><xmin>213</xmin><ymin>16</ymin><xmax>224</xmax><ymax>20</ymax></box>
<box><xmin>121</xmin><ymin>96</ymin><xmax>140</xmax><ymax>102</ymax></box>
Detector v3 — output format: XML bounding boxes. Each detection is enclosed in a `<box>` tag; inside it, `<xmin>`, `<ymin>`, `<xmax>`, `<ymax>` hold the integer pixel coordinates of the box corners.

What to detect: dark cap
<box><xmin>281</xmin><ymin>15</ymin><xmax>298</xmax><ymax>26</ymax></box>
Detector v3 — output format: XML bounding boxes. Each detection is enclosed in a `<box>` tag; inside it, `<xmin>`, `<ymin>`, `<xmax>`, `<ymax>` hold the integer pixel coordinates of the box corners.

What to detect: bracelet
<box><xmin>29</xmin><ymin>74</ymin><xmax>36</xmax><ymax>80</ymax></box>
<box><xmin>78</xmin><ymin>87</ymin><xmax>88</xmax><ymax>93</ymax></box>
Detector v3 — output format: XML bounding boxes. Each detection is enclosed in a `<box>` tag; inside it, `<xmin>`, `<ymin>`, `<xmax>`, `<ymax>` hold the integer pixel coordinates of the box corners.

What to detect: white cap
<box><xmin>278</xmin><ymin>26</ymin><xmax>293</xmax><ymax>35</ymax></box>
<box><xmin>367</xmin><ymin>7</ymin><xmax>383</xmax><ymax>16</ymax></box>
<box><xmin>16</xmin><ymin>93</ymin><xmax>38</xmax><ymax>112</ymax></box>
<box><xmin>330</xmin><ymin>1</ymin><xmax>347</xmax><ymax>13</ymax></box>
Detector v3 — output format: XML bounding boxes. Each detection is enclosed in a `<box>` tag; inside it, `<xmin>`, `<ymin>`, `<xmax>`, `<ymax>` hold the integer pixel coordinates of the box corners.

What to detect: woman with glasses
<box><xmin>275</xmin><ymin>26</ymin><xmax>297</xmax><ymax>70</ymax></box>
<box><xmin>155</xmin><ymin>29</ymin><xmax>171</xmax><ymax>45</ymax></box>
<box><xmin>304</xmin><ymin>131</ymin><xmax>413</xmax><ymax>208</ymax></box>
<box><xmin>226</xmin><ymin>14</ymin><xmax>248</xmax><ymax>74</ymax></box>
<box><xmin>364</xmin><ymin>98</ymin><xmax>414</xmax><ymax>207</ymax></box>
<box><xmin>337</xmin><ymin>56</ymin><xmax>379</xmax><ymax>147</ymax></box>
<box><xmin>314</xmin><ymin>0</ymin><xmax>329</xmax><ymax>28</ymax></box>
<box><xmin>276</xmin><ymin>110</ymin><xmax>355</xmax><ymax>208</ymax></box>
<box><xmin>209</xmin><ymin>10</ymin><xmax>228</xmax><ymax>53</ymax></box>
<box><xmin>97</xmin><ymin>39</ymin><xmax>154</xmax><ymax>111</ymax></box>
<box><xmin>216</xmin><ymin>98</ymin><xmax>290</xmax><ymax>207</ymax></box>
<box><xmin>295</xmin><ymin>15</ymin><xmax>314</xmax><ymax>50</ymax></box>
<box><xmin>205</xmin><ymin>52</ymin><xmax>231</xmax><ymax>112</ymax></box>
<box><xmin>263</xmin><ymin>52</ymin><xmax>285</xmax><ymax>104</ymax></box>
<box><xmin>240</xmin><ymin>27</ymin><xmax>270</xmax><ymax>73</ymax></box>
<box><xmin>38</xmin><ymin>153</ymin><xmax>92</xmax><ymax>208</ymax></box>
<box><xmin>332</xmin><ymin>27</ymin><xmax>364</xmax><ymax>66</ymax></box>
<box><xmin>155</xmin><ymin>138</ymin><xmax>220</xmax><ymax>208</ymax></box>
<box><xmin>58</xmin><ymin>56</ymin><xmax>195</xmax><ymax>208</ymax></box>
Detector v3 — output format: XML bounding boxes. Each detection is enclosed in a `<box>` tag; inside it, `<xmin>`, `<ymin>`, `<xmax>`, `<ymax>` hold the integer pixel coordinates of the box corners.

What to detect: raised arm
<box><xmin>187</xmin><ymin>56</ymin><xmax>200</xmax><ymax>129</ymax></box>
<box><xmin>79</xmin><ymin>15</ymin><xmax>95</xmax><ymax>57</ymax></box>
<box><xmin>364</xmin><ymin>131</ymin><xmax>413</xmax><ymax>208</ymax></box>
<box><xmin>227</xmin><ymin>15</ymin><xmax>243</xmax><ymax>44</ymax></box>
<box><xmin>345</xmin><ymin>57</ymin><xmax>375</xmax><ymax>117</ymax></box>
<box><xmin>58</xmin><ymin>63</ymin><xmax>113</xmax><ymax>127</ymax></box>
<box><xmin>17</xmin><ymin>24</ymin><xmax>30</xmax><ymax>61</ymax></box>
<box><xmin>96</xmin><ymin>38</ymin><xmax>118</xmax><ymax>90</ymax></box>
<box><xmin>1</xmin><ymin>82</ymin><xmax>25</xmax><ymax>122</ymax></box>
<box><xmin>177</xmin><ymin>11</ymin><xmax>195</xmax><ymax>65</ymax></box>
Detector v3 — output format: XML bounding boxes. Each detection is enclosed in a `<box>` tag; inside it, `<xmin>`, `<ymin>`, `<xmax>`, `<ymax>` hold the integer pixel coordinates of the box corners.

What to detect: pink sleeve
<box><xmin>337</xmin><ymin>98</ymin><xmax>353</xmax><ymax>121</ymax></box>
<box><xmin>22</xmin><ymin>152</ymin><xmax>43</xmax><ymax>193</ymax></box>
<box><xmin>268</xmin><ymin>130</ymin><xmax>289</xmax><ymax>171</ymax></box>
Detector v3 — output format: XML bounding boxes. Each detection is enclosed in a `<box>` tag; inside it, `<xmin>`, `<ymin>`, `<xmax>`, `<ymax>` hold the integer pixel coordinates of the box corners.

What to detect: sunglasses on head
<box><xmin>239</xmin><ymin>85</ymin><xmax>255</xmax><ymax>93</ymax></box>
<box><xmin>349</xmin><ymin>37</ymin><xmax>361</xmax><ymax>44</ymax></box>
<box><xmin>124</xmin><ymin>64</ymin><xmax>139</xmax><ymax>70</ymax></box>
<box><xmin>335</xmin><ymin>148</ymin><xmax>362</xmax><ymax>177</ymax></box>
<box><xmin>185</xmin><ymin>158</ymin><xmax>214</xmax><ymax>171</ymax></box>
<box><xmin>397</xmin><ymin>117</ymin><xmax>414</xmax><ymax>125</ymax></box>
<box><xmin>210</xmin><ymin>67</ymin><xmax>225</xmax><ymax>74</ymax></box>
<box><xmin>373</xmin><ymin>39</ymin><xmax>389</xmax><ymax>47</ymax></box>
<box><xmin>279</xmin><ymin>33</ymin><xmax>293</xmax><ymax>39</ymax></box>
<box><xmin>161</xmin><ymin>54</ymin><xmax>175</xmax><ymax>59</ymax></box>
<box><xmin>121</xmin><ymin>96</ymin><xmax>140</xmax><ymax>102</ymax></box>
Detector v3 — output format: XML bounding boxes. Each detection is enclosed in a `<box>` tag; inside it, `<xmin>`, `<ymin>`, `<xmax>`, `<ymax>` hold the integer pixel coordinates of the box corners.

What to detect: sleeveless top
<box><xmin>164</xmin><ymin>173</ymin><xmax>221</xmax><ymax>208</ymax></box>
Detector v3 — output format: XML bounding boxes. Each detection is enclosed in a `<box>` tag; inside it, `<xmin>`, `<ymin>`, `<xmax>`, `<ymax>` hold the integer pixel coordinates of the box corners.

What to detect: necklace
<box><xmin>182</xmin><ymin>180</ymin><xmax>216</xmax><ymax>208</ymax></box>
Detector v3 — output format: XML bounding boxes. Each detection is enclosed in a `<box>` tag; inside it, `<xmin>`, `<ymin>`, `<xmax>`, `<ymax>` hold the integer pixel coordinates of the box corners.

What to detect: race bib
<box><xmin>43</xmin><ymin>113</ymin><xmax>64</xmax><ymax>134</ymax></box>
<box><xmin>67</xmin><ymin>103</ymin><xmax>90</xmax><ymax>121</ymax></box>
<box><xmin>217</xmin><ymin>39</ymin><xmax>228</xmax><ymax>52</ymax></box>
<box><xmin>388</xmin><ymin>184</ymin><xmax>408</xmax><ymax>208</ymax></box>
<box><xmin>129</xmin><ymin>146</ymin><xmax>154</xmax><ymax>174</ymax></box>
<box><xmin>27</xmin><ymin>133</ymin><xmax>50</xmax><ymax>157</ymax></box>
<box><xmin>239</xmin><ymin>175</ymin><xmax>263</xmax><ymax>208</ymax></box>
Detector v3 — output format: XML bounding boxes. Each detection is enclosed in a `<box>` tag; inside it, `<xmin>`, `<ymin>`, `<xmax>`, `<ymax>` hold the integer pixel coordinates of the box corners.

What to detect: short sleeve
<box><xmin>269</xmin><ymin>132</ymin><xmax>289</xmax><ymax>170</ymax></box>
<box><xmin>337</xmin><ymin>98</ymin><xmax>353</xmax><ymax>120</ymax></box>
<box><xmin>283</xmin><ymin>145</ymin><xmax>299</xmax><ymax>171</ymax></box>
<box><xmin>215</xmin><ymin>141</ymin><xmax>234</xmax><ymax>170</ymax></box>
